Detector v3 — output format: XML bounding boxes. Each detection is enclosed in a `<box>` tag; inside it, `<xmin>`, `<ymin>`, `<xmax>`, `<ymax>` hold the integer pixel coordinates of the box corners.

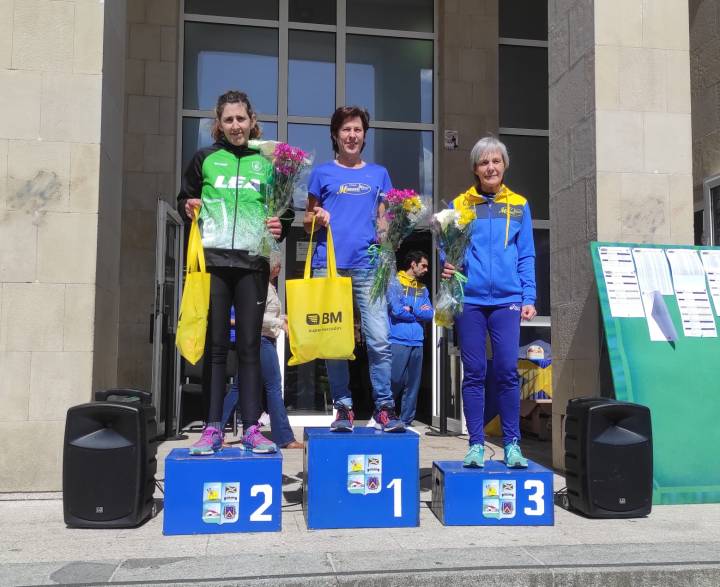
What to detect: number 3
<box><xmin>523</xmin><ymin>480</ymin><xmax>544</xmax><ymax>516</ymax></box>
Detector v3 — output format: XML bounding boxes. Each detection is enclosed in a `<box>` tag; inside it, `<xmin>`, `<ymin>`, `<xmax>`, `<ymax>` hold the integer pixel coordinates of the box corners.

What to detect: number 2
<box><xmin>523</xmin><ymin>480</ymin><xmax>544</xmax><ymax>516</ymax></box>
<box><xmin>249</xmin><ymin>484</ymin><xmax>273</xmax><ymax>521</ymax></box>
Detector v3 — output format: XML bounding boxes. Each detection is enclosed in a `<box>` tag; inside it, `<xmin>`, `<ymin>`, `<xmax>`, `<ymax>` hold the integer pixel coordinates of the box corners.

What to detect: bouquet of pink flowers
<box><xmin>368</xmin><ymin>188</ymin><xmax>429</xmax><ymax>303</ymax></box>
<box><xmin>432</xmin><ymin>207</ymin><xmax>474</xmax><ymax>327</ymax></box>
<box><xmin>250</xmin><ymin>140</ymin><xmax>313</xmax><ymax>256</ymax></box>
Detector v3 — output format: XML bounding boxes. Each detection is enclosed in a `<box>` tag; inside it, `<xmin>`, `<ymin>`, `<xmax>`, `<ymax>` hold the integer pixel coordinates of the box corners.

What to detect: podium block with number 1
<box><xmin>303</xmin><ymin>427</ymin><xmax>419</xmax><ymax>529</ymax></box>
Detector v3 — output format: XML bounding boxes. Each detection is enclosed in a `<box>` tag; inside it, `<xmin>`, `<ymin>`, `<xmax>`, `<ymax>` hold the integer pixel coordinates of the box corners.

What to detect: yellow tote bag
<box><xmin>286</xmin><ymin>218</ymin><xmax>355</xmax><ymax>366</ymax></box>
<box><xmin>175</xmin><ymin>209</ymin><xmax>211</xmax><ymax>365</ymax></box>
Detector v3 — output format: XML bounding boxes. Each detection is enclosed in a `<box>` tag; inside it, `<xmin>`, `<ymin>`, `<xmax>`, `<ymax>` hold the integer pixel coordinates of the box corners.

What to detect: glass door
<box><xmin>151</xmin><ymin>200</ymin><xmax>184</xmax><ymax>438</ymax></box>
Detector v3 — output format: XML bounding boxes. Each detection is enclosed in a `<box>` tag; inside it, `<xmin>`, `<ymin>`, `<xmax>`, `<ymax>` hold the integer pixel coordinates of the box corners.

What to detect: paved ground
<box><xmin>1</xmin><ymin>424</ymin><xmax>719</xmax><ymax>586</ymax></box>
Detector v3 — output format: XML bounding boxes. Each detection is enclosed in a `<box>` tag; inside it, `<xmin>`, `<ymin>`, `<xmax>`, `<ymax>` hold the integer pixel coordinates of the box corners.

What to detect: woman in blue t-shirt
<box><xmin>304</xmin><ymin>106</ymin><xmax>404</xmax><ymax>433</ymax></box>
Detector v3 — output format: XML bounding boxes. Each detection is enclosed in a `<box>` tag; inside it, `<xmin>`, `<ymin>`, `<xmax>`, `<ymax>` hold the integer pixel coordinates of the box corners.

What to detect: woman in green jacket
<box><xmin>177</xmin><ymin>90</ymin><xmax>289</xmax><ymax>455</ymax></box>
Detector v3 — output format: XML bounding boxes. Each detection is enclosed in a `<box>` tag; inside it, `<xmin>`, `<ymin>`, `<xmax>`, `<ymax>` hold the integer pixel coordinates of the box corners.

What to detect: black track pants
<box><xmin>203</xmin><ymin>265</ymin><xmax>269</xmax><ymax>429</ymax></box>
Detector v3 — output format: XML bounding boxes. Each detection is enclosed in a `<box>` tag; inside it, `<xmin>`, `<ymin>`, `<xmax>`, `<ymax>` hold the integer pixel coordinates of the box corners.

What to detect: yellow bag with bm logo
<box><xmin>286</xmin><ymin>219</ymin><xmax>355</xmax><ymax>366</ymax></box>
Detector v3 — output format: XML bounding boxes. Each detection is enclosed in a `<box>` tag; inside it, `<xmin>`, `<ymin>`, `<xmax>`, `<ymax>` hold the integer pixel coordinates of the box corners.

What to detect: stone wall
<box><xmin>438</xmin><ymin>0</ymin><xmax>498</xmax><ymax>204</ymax></box>
<box><xmin>690</xmin><ymin>0</ymin><xmax>720</xmax><ymax>216</ymax></box>
<box><xmin>0</xmin><ymin>0</ymin><xmax>126</xmax><ymax>490</ymax></box>
<box><xmin>118</xmin><ymin>0</ymin><xmax>179</xmax><ymax>389</ymax></box>
<box><xmin>549</xmin><ymin>0</ymin><xmax>693</xmax><ymax>468</ymax></box>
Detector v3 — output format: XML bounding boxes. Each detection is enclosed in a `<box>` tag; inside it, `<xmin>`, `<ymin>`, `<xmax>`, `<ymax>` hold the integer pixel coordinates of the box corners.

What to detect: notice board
<box><xmin>591</xmin><ymin>241</ymin><xmax>720</xmax><ymax>505</ymax></box>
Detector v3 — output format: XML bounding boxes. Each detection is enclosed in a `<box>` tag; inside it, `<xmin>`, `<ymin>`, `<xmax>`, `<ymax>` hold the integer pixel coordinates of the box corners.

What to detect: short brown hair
<box><xmin>211</xmin><ymin>90</ymin><xmax>262</xmax><ymax>142</ymax></box>
<box><xmin>330</xmin><ymin>106</ymin><xmax>370</xmax><ymax>154</ymax></box>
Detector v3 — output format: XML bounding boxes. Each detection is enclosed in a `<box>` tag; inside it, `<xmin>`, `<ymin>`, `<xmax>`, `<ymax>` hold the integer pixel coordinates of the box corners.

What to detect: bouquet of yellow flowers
<box><xmin>369</xmin><ymin>188</ymin><xmax>429</xmax><ymax>303</ymax></box>
<box><xmin>432</xmin><ymin>206</ymin><xmax>475</xmax><ymax>327</ymax></box>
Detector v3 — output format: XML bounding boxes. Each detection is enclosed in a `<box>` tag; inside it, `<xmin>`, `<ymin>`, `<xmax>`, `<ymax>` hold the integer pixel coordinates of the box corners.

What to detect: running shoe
<box><xmin>504</xmin><ymin>438</ymin><xmax>528</xmax><ymax>468</ymax></box>
<box><xmin>463</xmin><ymin>443</ymin><xmax>484</xmax><ymax>468</ymax></box>
<box><xmin>189</xmin><ymin>426</ymin><xmax>223</xmax><ymax>455</ymax></box>
<box><xmin>373</xmin><ymin>406</ymin><xmax>405</xmax><ymax>433</ymax></box>
<box><xmin>241</xmin><ymin>424</ymin><xmax>277</xmax><ymax>454</ymax></box>
<box><xmin>330</xmin><ymin>405</ymin><xmax>355</xmax><ymax>432</ymax></box>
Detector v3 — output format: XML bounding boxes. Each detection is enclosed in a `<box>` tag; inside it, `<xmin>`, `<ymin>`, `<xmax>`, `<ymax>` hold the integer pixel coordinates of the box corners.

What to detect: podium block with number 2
<box><xmin>163</xmin><ymin>448</ymin><xmax>282</xmax><ymax>535</ymax></box>
<box><xmin>303</xmin><ymin>427</ymin><xmax>419</xmax><ymax>529</ymax></box>
<box><xmin>431</xmin><ymin>460</ymin><xmax>554</xmax><ymax>526</ymax></box>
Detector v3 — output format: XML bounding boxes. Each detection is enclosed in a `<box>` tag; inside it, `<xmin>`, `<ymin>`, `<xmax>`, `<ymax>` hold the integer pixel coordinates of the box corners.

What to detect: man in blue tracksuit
<box><xmin>387</xmin><ymin>251</ymin><xmax>433</xmax><ymax>427</ymax></box>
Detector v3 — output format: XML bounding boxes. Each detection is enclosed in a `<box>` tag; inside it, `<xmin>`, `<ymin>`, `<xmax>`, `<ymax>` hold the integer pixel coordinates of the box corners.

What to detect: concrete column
<box><xmin>549</xmin><ymin>0</ymin><xmax>693</xmax><ymax>468</ymax></box>
<box><xmin>439</xmin><ymin>0</ymin><xmax>498</xmax><ymax>203</ymax></box>
<box><xmin>0</xmin><ymin>0</ymin><xmax>126</xmax><ymax>490</ymax></box>
<box><xmin>690</xmin><ymin>0</ymin><xmax>720</xmax><ymax>214</ymax></box>
<box><xmin>118</xmin><ymin>0</ymin><xmax>179</xmax><ymax>389</ymax></box>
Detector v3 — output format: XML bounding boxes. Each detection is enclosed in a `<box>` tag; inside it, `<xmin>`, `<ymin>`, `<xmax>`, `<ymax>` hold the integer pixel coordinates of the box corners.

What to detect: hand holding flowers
<box><xmin>432</xmin><ymin>207</ymin><xmax>474</xmax><ymax>327</ymax></box>
<box><xmin>369</xmin><ymin>188</ymin><xmax>429</xmax><ymax>303</ymax></box>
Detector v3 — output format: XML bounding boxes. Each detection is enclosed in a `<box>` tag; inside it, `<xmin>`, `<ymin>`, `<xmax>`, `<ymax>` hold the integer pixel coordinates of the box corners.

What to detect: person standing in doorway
<box><xmin>178</xmin><ymin>90</ymin><xmax>291</xmax><ymax>455</ymax></box>
<box><xmin>304</xmin><ymin>106</ymin><xmax>404</xmax><ymax>433</ymax></box>
<box><xmin>387</xmin><ymin>251</ymin><xmax>433</xmax><ymax>428</ymax></box>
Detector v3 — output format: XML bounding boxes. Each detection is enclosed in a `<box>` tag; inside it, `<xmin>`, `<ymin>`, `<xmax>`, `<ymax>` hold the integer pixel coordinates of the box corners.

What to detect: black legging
<box><xmin>203</xmin><ymin>265</ymin><xmax>269</xmax><ymax>429</ymax></box>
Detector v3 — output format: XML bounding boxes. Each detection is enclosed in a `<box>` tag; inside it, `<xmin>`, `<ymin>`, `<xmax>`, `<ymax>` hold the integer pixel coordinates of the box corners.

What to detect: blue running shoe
<box><xmin>373</xmin><ymin>406</ymin><xmax>405</xmax><ymax>433</ymax></box>
<box><xmin>463</xmin><ymin>443</ymin><xmax>484</xmax><ymax>468</ymax></box>
<box><xmin>504</xmin><ymin>438</ymin><xmax>528</xmax><ymax>468</ymax></box>
<box><xmin>330</xmin><ymin>405</ymin><xmax>354</xmax><ymax>432</ymax></box>
<box><xmin>189</xmin><ymin>426</ymin><xmax>222</xmax><ymax>455</ymax></box>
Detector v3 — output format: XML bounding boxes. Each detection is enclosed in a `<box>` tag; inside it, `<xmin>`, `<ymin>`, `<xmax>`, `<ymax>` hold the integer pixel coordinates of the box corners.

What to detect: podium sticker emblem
<box><xmin>346</xmin><ymin>454</ymin><xmax>383</xmax><ymax>495</ymax></box>
<box><xmin>203</xmin><ymin>482</ymin><xmax>241</xmax><ymax>525</ymax></box>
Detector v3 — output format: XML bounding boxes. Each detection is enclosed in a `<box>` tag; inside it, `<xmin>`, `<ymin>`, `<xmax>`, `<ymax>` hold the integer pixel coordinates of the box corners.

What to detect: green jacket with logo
<box><xmin>177</xmin><ymin>139</ymin><xmax>292</xmax><ymax>271</ymax></box>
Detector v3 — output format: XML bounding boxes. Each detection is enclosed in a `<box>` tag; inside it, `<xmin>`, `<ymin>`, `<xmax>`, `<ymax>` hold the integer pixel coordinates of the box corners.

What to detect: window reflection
<box><xmin>289</xmin><ymin>31</ymin><xmax>335</xmax><ymax>117</ymax></box>
<box><xmin>499</xmin><ymin>45</ymin><xmax>548</xmax><ymax>130</ymax></box>
<box><xmin>347</xmin><ymin>35</ymin><xmax>433</xmax><ymax>124</ymax></box>
<box><xmin>289</xmin><ymin>0</ymin><xmax>336</xmax><ymax>25</ymax></box>
<box><xmin>185</xmin><ymin>0</ymin><xmax>279</xmax><ymax>20</ymax></box>
<box><xmin>182</xmin><ymin>118</ymin><xmax>277</xmax><ymax>171</ymax></box>
<box><xmin>287</xmin><ymin>124</ymin><xmax>334</xmax><ymax>170</ymax></box>
<box><xmin>347</xmin><ymin>0</ymin><xmax>433</xmax><ymax>33</ymax></box>
<box><xmin>184</xmin><ymin>22</ymin><xmax>278</xmax><ymax>113</ymax></box>
<box><xmin>500</xmin><ymin>134</ymin><xmax>549</xmax><ymax>220</ymax></box>
<box><xmin>364</xmin><ymin>129</ymin><xmax>433</xmax><ymax>198</ymax></box>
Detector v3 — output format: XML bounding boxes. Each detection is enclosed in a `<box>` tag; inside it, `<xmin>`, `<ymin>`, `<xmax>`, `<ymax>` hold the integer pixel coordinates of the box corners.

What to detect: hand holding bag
<box><xmin>175</xmin><ymin>209</ymin><xmax>211</xmax><ymax>365</ymax></box>
<box><xmin>286</xmin><ymin>218</ymin><xmax>355</xmax><ymax>366</ymax></box>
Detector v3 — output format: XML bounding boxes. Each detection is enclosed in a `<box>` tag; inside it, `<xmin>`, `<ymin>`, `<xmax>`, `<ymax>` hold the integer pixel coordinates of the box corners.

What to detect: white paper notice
<box><xmin>632</xmin><ymin>248</ymin><xmax>674</xmax><ymax>295</ymax></box>
<box><xmin>641</xmin><ymin>291</ymin><xmax>678</xmax><ymax>342</ymax></box>
<box><xmin>666</xmin><ymin>248</ymin><xmax>717</xmax><ymax>337</ymax></box>
<box><xmin>700</xmin><ymin>250</ymin><xmax>720</xmax><ymax>316</ymax></box>
<box><xmin>598</xmin><ymin>246</ymin><xmax>644</xmax><ymax>318</ymax></box>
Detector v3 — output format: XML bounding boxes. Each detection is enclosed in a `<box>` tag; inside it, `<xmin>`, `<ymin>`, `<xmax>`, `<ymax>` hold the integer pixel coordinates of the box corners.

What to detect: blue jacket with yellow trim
<box><xmin>450</xmin><ymin>184</ymin><xmax>536</xmax><ymax>307</ymax></box>
<box><xmin>387</xmin><ymin>271</ymin><xmax>433</xmax><ymax>347</ymax></box>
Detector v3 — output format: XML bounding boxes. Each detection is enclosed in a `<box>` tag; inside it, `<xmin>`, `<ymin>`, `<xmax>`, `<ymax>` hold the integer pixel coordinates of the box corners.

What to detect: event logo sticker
<box><xmin>347</xmin><ymin>454</ymin><xmax>382</xmax><ymax>495</ymax></box>
<box><xmin>203</xmin><ymin>482</ymin><xmax>240</xmax><ymax>524</ymax></box>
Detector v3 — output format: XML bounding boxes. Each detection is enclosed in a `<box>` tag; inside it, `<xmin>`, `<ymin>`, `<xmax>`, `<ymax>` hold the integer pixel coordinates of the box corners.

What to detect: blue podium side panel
<box><xmin>431</xmin><ymin>460</ymin><xmax>554</xmax><ymax>526</ymax></box>
<box><xmin>163</xmin><ymin>448</ymin><xmax>282</xmax><ymax>535</ymax></box>
<box><xmin>303</xmin><ymin>427</ymin><xmax>419</xmax><ymax>529</ymax></box>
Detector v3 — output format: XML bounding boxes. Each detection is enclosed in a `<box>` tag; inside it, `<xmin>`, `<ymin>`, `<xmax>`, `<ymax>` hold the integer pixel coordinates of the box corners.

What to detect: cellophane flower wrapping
<box><xmin>432</xmin><ymin>207</ymin><xmax>474</xmax><ymax>327</ymax></box>
<box><xmin>369</xmin><ymin>189</ymin><xmax>430</xmax><ymax>304</ymax></box>
<box><xmin>249</xmin><ymin>140</ymin><xmax>313</xmax><ymax>257</ymax></box>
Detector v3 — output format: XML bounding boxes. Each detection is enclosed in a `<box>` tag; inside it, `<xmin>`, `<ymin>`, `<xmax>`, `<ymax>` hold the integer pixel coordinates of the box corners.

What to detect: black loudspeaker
<box><xmin>63</xmin><ymin>389</ymin><xmax>158</xmax><ymax>528</ymax></box>
<box><xmin>564</xmin><ymin>397</ymin><xmax>652</xmax><ymax>518</ymax></box>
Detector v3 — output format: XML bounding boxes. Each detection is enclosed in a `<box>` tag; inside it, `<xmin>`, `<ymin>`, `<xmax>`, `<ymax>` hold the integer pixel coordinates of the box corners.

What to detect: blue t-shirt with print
<box><xmin>308</xmin><ymin>160</ymin><xmax>393</xmax><ymax>269</ymax></box>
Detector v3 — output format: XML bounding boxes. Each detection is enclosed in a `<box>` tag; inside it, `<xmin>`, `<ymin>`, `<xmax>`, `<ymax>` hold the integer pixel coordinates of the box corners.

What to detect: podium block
<box><xmin>303</xmin><ymin>427</ymin><xmax>419</xmax><ymax>529</ymax></box>
<box><xmin>163</xmin><ymin>448</ymin><xmax>282</xmax><ymax>535</ymax></box>
<box><xmin>431</xmin><ymin>460</ymin><xmax>554</xmax><ymax>526</ymax></box>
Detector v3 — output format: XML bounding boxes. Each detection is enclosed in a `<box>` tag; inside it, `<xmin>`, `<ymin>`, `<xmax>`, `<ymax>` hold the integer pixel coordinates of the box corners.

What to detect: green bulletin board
<box><xmin>591</xmin><ymin>241</ymin><xmax>720</xmax><ymax>505</ymax></box>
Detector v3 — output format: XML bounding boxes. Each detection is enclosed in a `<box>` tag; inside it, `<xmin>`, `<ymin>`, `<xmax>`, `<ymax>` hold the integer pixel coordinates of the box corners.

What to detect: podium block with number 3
<box><xmin>431</xmin><ymin>460</ymin><xmax>554</xmax><ymax>526</ymax></box>
<box><xmin>163</xmin><ymin>448</ymin><xmax>282</xmax><ymax>535</ymax></box>
<box><xmin>303</xmin><ymin>427</ymin><xmax>419</xmax><ymax>529</ymax></box>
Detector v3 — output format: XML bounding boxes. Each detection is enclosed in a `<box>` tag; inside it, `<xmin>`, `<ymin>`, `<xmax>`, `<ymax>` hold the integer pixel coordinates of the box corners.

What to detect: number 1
<box><xmin>387</xmin><ymin>478</ymin><xmax>402</xmax><ymax>517</ymax></box>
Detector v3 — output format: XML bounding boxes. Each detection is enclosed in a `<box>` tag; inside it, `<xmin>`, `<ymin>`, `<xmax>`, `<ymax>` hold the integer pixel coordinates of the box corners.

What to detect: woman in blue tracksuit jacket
<box><xmin>442</xmin><ymin>136</ymin><xmax>537</xmax><ymax>469</ymax></box>
<box><xmin>387</xmin><ymin>251</ymin><xmax>433</xmax><ymax>426</ymax></box>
